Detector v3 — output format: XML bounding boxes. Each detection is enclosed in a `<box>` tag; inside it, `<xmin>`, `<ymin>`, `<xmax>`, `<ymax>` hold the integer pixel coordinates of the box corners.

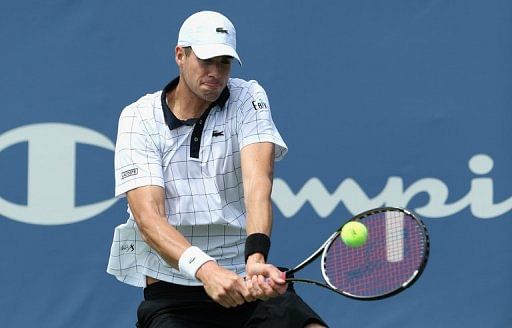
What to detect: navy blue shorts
<box><xmin>136</xmin><ymin>281</ymin><xmax>327</xmax><ymax>328</ymax></box>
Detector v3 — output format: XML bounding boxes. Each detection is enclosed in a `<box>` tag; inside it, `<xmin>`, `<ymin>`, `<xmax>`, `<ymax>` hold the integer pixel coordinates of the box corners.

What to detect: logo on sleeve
<box><xmin>121</xmin><ymin>243</ymin><xmax>135</xmax><ymax>253</ymax></box>
<box><xmin>121</xmin><ymin>168</ymin><xmax>138</xmax><ymax>179</ymax></box>
<box><xmin>252</xmin><ymin>98</ymin><xmax>268</xmax><ymax>110</ymax></box>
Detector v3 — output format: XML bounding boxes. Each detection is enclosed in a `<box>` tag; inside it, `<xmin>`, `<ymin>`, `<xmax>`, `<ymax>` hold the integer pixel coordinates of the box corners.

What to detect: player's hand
<box><xmin>196</xmin><ymin>261</ymin><xmax>255</xmax><ymax>307</ymax></box>
<box><xmin>245</xmin><ymin>259</ymin><xmax>287</xmax><ymax>300</ymax></box>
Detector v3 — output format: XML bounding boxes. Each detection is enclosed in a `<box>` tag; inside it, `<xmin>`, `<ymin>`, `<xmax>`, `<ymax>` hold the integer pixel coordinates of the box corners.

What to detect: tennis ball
<box><xmin>341</xmin><ymin>221</ymin><xmax>368</xmax><ymax>248</ymax></box>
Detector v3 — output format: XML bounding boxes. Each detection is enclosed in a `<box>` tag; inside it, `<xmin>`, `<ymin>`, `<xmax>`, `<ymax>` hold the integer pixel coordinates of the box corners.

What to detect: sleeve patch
<box><xmin>121</xmin><ymin>168</ymin><xmax>139</xmax><ymax>179</ymax></box>
<box><xmin>252</xmin><ymin>98</ymin><xmax>268</xmax><ymax>110</ymax></box>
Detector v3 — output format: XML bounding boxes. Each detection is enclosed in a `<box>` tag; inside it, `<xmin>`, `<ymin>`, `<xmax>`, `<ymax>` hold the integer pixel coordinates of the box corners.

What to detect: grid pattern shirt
<box><xmin>107</xmin><ymin>77</ymin><xmax>288</xmax><ymax>287</ymax></box>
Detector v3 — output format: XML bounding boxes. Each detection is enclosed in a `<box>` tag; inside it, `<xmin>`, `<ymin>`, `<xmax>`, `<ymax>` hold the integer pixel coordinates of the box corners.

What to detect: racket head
<box><xmin>321</xmin><ymin>207</ymin><xmax>429</xmax><ymax>300</ymax></box>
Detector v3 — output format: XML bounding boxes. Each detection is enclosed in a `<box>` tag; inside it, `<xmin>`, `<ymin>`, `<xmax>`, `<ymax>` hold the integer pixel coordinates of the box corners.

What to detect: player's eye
<box><xmin>200</xmin><ymin>57</ymin><xmax>232</xmax><ymax>66</ymax></box>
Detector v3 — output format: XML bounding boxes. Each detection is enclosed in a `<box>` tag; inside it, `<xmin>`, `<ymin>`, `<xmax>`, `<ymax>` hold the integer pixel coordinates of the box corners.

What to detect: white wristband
<box><xmin>178</xmin><ymin>246</ymin><xmax>215</xmax><ymax>280</ymax></box>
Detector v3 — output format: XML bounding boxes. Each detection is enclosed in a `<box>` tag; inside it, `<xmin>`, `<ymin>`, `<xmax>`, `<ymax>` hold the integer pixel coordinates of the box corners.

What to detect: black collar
<box><xmin>161</xmin><ymin>77</ymin><xmax>230</xmax><ymax>130</ymax></box>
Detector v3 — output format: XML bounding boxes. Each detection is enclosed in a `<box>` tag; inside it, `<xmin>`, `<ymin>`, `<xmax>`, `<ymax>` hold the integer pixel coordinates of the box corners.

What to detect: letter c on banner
<box><xmin>0</xmin><ymin>123</ymin><xmax>118</xmax><ymax>225</ymax></box>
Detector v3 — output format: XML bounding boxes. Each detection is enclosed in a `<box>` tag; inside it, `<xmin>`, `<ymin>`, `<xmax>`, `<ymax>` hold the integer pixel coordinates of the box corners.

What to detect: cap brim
<box><xmin>192</xmin><ymin>44</ymin><xmax>242</xmax><ymax>65</ymax></box>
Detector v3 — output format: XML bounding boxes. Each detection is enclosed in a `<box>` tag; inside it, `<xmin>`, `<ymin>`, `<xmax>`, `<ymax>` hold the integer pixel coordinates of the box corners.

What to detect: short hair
<box><xmin>182</xmin><ymin>46</ymin><xmax>192</xmax><ymax>56</ymax></box>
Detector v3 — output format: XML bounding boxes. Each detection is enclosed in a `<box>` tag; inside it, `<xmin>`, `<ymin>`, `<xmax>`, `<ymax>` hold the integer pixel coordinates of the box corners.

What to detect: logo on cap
<box><xmin>216</xmin><ymin>27</ymin><xmax>228</xmax><ymax>34</ymax></box>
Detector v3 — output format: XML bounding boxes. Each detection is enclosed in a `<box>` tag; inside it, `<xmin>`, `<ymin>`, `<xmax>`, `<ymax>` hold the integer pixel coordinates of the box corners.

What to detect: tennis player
<box><xmin>107</xmin><ymin>10</ymin><xmax>327</xmax><ymax>328</ymax></box>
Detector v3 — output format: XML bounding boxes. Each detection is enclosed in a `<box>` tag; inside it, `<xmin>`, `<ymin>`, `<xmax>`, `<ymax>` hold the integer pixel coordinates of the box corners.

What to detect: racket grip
<box><xmin>261</xmin><ymin>271</ymin><xmax>289</xmax><ymax>283</ymax></box>
<box><xmin>264</xmin><ymin>271</ymin><xmax>287</xmax><ymax>281</ymax></box>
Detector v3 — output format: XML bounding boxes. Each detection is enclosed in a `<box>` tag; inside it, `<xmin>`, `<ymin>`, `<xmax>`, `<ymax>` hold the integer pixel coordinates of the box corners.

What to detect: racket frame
<box><xmin>284</xmin><ymin>207</ymin><xmax>430</xmax><ymax>300</ymax></box>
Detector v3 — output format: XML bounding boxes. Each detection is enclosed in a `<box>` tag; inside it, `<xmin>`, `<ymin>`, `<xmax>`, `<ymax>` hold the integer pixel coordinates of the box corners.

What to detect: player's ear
<box><xmin>175</xmin><ymin>46</ymin><xmax>186</xmax><ymax>67</ymax></box>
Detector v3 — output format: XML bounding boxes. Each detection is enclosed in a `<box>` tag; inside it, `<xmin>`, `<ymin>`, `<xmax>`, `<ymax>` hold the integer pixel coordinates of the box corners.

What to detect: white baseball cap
<box><xmin>177</xmin><ymin>11</ymin><xmax>242</xmax><ymax>65</ymax></box>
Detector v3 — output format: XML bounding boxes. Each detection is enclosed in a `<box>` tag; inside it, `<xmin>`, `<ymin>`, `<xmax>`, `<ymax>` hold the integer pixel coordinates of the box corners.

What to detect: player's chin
<box><xmin>201</xmin><ymin>89</ymin><xmax>223</xmax><ymax>102</ymax></box>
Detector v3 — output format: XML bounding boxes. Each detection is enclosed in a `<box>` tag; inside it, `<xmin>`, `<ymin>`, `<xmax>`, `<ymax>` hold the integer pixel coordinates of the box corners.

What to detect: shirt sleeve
<box><xmin>237</xmin><ymin>81</ymin><xmax>288</xmax><ymax>161</ymax></box>
<box><xmin>114</xmin><ymin>105</ymin><xmax>164</xmax><ymax>198</ymax></box>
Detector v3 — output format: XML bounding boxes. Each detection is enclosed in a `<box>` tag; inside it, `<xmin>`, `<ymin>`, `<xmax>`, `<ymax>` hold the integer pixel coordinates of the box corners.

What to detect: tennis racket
<box><xmin>284</xmin><ymin>207</ymin><xmax>429</xmax><ymax>300</ymax></box>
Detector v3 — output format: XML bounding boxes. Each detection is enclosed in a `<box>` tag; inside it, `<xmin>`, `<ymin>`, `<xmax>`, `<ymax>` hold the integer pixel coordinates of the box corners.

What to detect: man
<box><xmin>107</xmin><ymin>10</ymin><xmax>327</xmax><ymax>328</ymax></box>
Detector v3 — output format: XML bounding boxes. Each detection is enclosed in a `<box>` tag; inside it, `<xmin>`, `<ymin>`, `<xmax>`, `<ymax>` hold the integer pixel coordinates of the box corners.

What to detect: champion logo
<box><xmin>0</xmin><ymin>123</ymin><xmax>118</xmax><ymax>225</ymax></box>
<box><xmin>271</xmin><ymin>154</ymin><xmax>512</xmax><ymax>219</ymax></box>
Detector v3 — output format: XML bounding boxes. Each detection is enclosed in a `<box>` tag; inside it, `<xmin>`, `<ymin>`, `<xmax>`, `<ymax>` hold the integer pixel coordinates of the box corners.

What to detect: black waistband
<box><xmin>144</xmin><ymin>281</ymin><xmax>208</xmax><ymax>301</ymax></box>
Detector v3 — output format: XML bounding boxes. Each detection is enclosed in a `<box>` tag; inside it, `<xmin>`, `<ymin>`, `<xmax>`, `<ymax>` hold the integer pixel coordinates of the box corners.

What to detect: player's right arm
<box><xmin>126</xmin><ymin>185</ymin><xmax>189</xmax><ymax>268</ymax></box>
<box><xmin>126</xmin><ymin>185</ymin><xmax>254</xmax><ymax>307</ymax></box>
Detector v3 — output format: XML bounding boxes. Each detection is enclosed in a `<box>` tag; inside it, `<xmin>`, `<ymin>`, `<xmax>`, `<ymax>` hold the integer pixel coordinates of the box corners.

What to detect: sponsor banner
<box><xmin>0</xmin><ymin>1</ymin><xmax>510</xmax><ymax>328</ymax></box>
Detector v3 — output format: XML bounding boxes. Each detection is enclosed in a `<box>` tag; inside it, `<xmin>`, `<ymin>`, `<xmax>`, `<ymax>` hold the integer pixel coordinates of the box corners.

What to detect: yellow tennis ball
<box><xmin>341</xmin><ymin>221</ymin><xmax>368</xmax><ymax>248</ymax></box>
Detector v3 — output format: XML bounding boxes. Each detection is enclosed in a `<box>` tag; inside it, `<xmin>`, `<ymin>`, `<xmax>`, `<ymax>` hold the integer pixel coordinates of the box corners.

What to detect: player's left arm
<box><xmin>241</xmin><ymin>141</ymin><xmax>274</xmax><ymax>242</ymax></box>
<box><xmin>241</xmin><ymin>142</ymin><xmax>287</xmax><ymax>299</ymax></box>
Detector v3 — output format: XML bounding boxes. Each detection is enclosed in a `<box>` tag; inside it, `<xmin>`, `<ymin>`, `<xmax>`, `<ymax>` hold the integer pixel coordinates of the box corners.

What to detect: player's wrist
<box><xmin>195</xmin><ymin>260</ymin><xmax>218</xmax><ymax>283</ymax></box>
<box><xmin>178</xmin><ymin>246</ymin><xmax>216</xmax><ymax>281</ymax></box>
<box><xmin>244</xmin><ymin>233</ymin><xmax>271</xmax><ymax>263</ymax></box>
<box><xmin>246</xmin><ymin>252</ymin><xmax>266</xmax><ymax>265</ymax></box>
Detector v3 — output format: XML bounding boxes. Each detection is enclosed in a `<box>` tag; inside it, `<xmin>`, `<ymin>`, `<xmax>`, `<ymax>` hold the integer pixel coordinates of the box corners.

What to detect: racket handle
<box><xmin>259</xmin><ymin>271</ymin><xmax>289</xmax><ymax>283</ymax></box>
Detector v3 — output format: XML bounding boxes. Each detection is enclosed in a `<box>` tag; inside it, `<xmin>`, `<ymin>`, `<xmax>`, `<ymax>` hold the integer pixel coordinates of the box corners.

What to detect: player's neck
<box><xmin>167</xmin><ymin>81</ymin><xmax>211</xmax><ymax>121</ymax></box>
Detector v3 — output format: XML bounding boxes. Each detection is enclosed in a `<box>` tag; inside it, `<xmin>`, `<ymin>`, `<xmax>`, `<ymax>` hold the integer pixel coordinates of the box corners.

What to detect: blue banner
<box><xmin>1</xmin><ymin>1</ymin><xmax>510</xmax><ymax>327</ymax></box>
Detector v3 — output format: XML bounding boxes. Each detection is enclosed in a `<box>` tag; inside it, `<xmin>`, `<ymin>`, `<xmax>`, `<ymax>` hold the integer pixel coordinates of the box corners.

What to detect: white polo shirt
<box><xmin>107</xmin><ymin>77</ymin><xmax>287</xmax><ymax>287</ymax></box>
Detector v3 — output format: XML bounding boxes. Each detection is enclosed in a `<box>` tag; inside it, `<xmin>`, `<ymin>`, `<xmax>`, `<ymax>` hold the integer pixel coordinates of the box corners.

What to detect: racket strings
<box><xmin>323</xmin><ymin>209</ymin><xmax>427</xmax><ymax>298</ymax></box>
